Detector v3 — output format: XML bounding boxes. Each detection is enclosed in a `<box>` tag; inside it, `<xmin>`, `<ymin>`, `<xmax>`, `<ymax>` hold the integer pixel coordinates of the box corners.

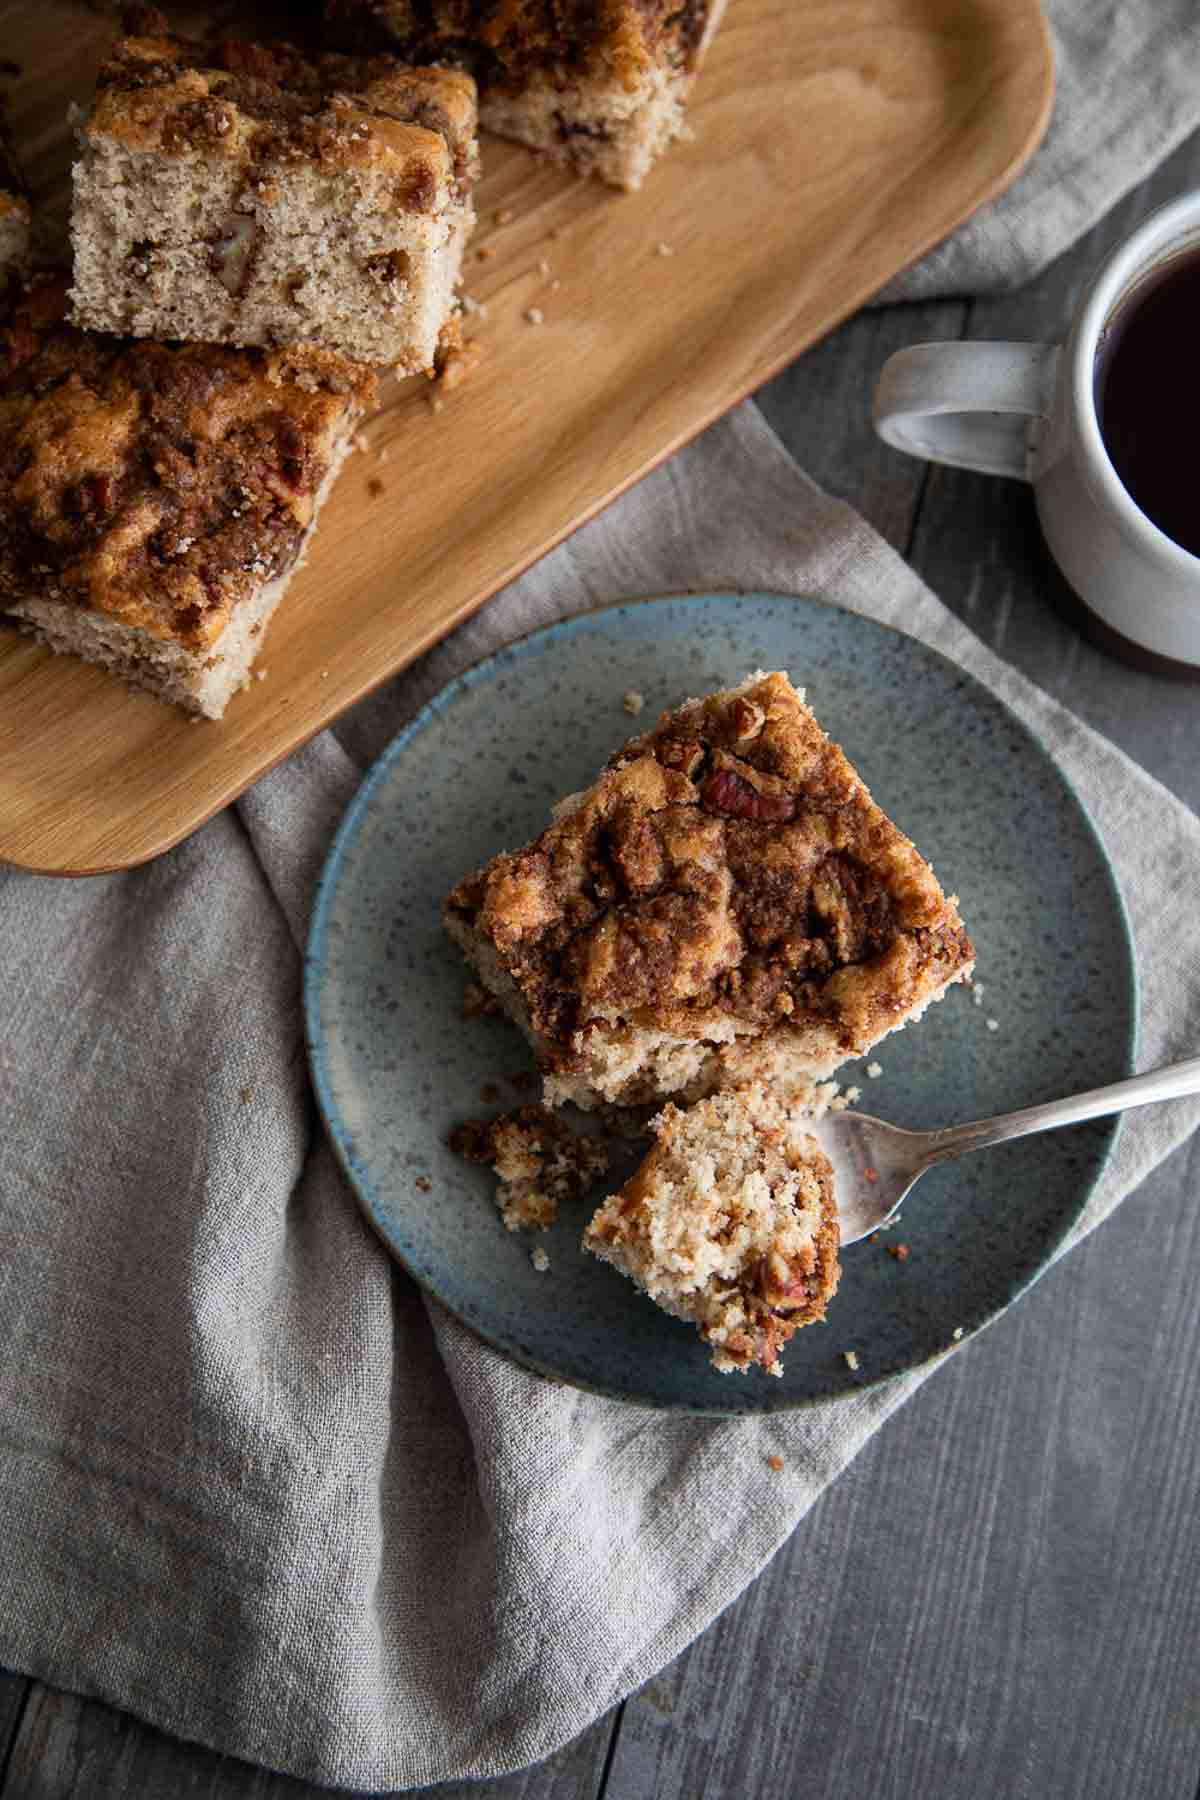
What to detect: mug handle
<box><xmin>873</xmin><ymin>342</ymin><xmax>1061</xmax><ymax>481</ymax></box>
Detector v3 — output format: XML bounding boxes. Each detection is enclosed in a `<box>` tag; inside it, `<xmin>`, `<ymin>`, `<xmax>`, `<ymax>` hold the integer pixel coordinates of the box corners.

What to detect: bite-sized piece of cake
<box><xmin>444</xmin><ymin>671</ymin><xmax>974</xmax><ymax>1110</ymax></box>
<box><xmin>450</xmin><ymin>1103</ymin><xmax>608</xmax><ymax>1231</ymax></box>
<box><xmin>0</xmin><ymin>278</ymin><xmax>374</xmax><ymax>717</ymax></box>
<box><xmin>0</xmin><ymin>104</ymin><xmax>31</xmax><ymax>300</ymax></box>
<box><xmin>584</xmin><ymin>1083</ymin><xmax>840</xmax><ymax>1376</ymax></box>
<box><xmin>69</xmin><ymin>14</ymin><xmax>478</xmax><ymax>370</ymax></box>
<box><xmin>325</xmin><ymin>0</ymin><xmax>727</xmax><ymax>190</ymax></box>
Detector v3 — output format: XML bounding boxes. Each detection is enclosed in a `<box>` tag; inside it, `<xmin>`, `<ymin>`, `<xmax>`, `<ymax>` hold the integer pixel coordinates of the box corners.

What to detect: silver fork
<box><xmin>809</xmin><ymin>1056</ymin><xmax>1200</xmax><ymax>1245</ymax></box>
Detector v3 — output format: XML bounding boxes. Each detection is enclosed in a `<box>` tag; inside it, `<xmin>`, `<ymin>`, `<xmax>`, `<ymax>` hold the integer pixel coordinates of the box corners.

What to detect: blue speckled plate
<box><xmin>305</xmin><ymin>593</ymin><xmax>1137</xmax><ymax>1413</ymax></box>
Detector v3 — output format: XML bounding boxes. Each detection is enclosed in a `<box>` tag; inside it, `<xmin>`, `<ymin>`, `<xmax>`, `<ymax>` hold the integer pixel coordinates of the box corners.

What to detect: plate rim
<box><xmin>304</xmin><ymin>588</ymin><xmax>1139</xmax><ymax>1414</ymax></box>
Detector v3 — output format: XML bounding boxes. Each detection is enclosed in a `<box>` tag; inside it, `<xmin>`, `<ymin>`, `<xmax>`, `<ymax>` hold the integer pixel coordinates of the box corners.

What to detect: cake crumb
<box><xmin>866</xmin><ymin>1061</ymin><xmax>883</xmax><ymax>1079</ymax></box>
<box><xmin>952</xmin><ymin>1326</ymin><xmax>964</xmax><ymax>1340</ymax></box>
<box><xmin>462</xmin><ymin>981</ymin><xmax>499</xmax><ymax>1019</ymax></box>
<box><xmin>863</xmin><ymin>1166</ymin><xmax>878</xmax><ymax>1182</ymax></box>
<box><xmin>537</xmin><ymin>257</ymin><xmax>552</xmax><ymax>277</ymax></box>
<box><xmin>255</xmin><ymin>669</ymin><xmax>269</xmax><ymax>682</ymax></box>
<box><xmin>766</xmin><ymin>1454</ymin><xmax>784</xmax><ymax>1472</ymax></box>
<box><xmin>549</xmin><ymin>278</ymin><xmax>562</xmax><ymax>292</ymax></box>
<box><xmin>531</xmin><ymin>1246</ymin><xmax>550</xmax><ymax>1272</ymax></box>
<box><xmin>451</xmin><ymin>1104</ymin><xmax>608</xmax><ymax>1232</ymax></box>
<box><xmin>623</xmin><ymin>689</ymin><xmax>645</xmax><ymax>715</ymax></box>
<box><xmin>354</xmin><ymin>431</ymin><xmax>370</xmax><ymax>453</ymax></box>
<box><xmin>524</xmin><ymin>306</ymin><xmax>545</xmax><ymax>325</ymax></box>
<box><xmin>495</xmin><ymin>207</ymin><xmax>514</xmax><ymax>225</ymax></box>
<box><xmin>367</xmin><ymin>476</ymin><xmax>385</xmax><ymax>498</ymax></box>
<box><xmin>427</xmin><ymin>392</ymin><xmax>445</xmax><ymax>413</ymax></box>
<box><xmin>986</xmin><ymin>1017</ymin><xmax>999</xmax><ymax>1032</ymax></box>
<box><xmin>476</xmin><ymin>244</ymin><xmax>496</xmax><ymax>260</ymax></box>
<box><xmin>887</xmin><ymin>1242</ymin><xmax>909</xmax><ymax>1261</ymax></box>
<box><xmin>461</xmin><ymin>292</ymin><xmax>488</xmax><ymax>319</ymax></box>
<box><xmin>973</xmin><ymin>982</ymin><xmax>985</xmax><ymax>1007</ymax></box>
<box><xmin>656</xmin><ymin>241</ymin><xmax>675</xmax><ymax>257</ymax></box>
<box><xmin>377</xmin><ymin>448</ymin><xmax>390</xmax><ymax>464</ymax></box>
<box><xmin>414</xmin><ymin>1175</ymin><xmax>432</xmax><ymax>1193</ymax></box>
<box><xmin>844</xmin><ymin>1349</ymin><xmax>859</xmax><ymax>1371</ymax></box>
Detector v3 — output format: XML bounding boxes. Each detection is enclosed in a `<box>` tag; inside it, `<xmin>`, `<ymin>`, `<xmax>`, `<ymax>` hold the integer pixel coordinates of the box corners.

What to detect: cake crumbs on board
<box><xmin>623</xmin><ymin>689</ymin><xmax>645</xmax><ymax>715</ymax></box>
<box><xmin>766</xmin><ymin>1454</ymin><xmax>784</xmax><ymax>1472</ymax></box>
<box><xmin>866</xmin><ymin>1061</ymin><xmax>883</xmax><ymax>1079</ymax></box>
<box><xmin>843</xmin><ymin>1349</ymin><xmax>860</xmax><ymax>1371</ymax></box>
<box><xmin>531</xmin><ymin>1246</ymin><xmax>550</xmax><ymax>1272</ymax></box>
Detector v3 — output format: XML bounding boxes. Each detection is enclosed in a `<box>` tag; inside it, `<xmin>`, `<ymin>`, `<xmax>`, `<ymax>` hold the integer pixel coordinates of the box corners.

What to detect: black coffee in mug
<box><xmin>1095</xmin><ymin>247</ymin><xmax>1200</xmax><ymax>557</ymax></box>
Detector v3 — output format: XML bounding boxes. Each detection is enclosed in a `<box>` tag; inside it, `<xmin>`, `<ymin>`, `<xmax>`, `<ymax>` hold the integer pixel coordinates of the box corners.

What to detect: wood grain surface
<box><xmin>0</xmin><ymin>0</ymin><xmax>1053</xmax><ymax>874</ymax></box>
<box><xmin>5</xmin><ymin>105</ymin><xmax>1200</xmax><ymax>1800</ymax></box>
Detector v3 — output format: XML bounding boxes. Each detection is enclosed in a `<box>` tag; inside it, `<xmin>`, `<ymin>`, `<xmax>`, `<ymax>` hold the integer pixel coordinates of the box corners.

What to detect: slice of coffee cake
<box><xmin>584</xmin><ymin>1083</ymin><xmax>840</xmax><ymax>1375</ymax></box>
<box><xmin>0</xmin><ymin>278</ymin><xmax>374</xmax><ymax>716</ymax></box>
<box><xmin>326</xmin><ymin>0</ymin><xmax>727</xmax><ymax>190</ymax></box>
<box><xmin>444</xmin><ymin>671</ymin><xmax>974</xmax><ymax>1109</ymax></box>
<box><xmin>70</xmin><ymin>18</ymin><xmax>477</xmax><ymax>370</ymax></box>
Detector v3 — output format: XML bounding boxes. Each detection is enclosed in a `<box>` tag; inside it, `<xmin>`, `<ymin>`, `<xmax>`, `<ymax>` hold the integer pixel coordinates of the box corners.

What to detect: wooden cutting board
<box><xmin>0</xmin><ymin>0</ymin><xmax>1052</xmax><ymax>875</ymax></box>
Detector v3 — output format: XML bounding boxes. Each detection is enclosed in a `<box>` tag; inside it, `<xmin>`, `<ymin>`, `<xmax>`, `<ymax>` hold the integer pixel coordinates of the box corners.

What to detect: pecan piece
<box><xmin>700</xmin><ymin>768</ymin><xmax>795</xmax><ymax>822</ymax></box>
<box><xmin>209</xmin><ymin>213</ymin><xmax>258</xmax><ymax>298</ymax></box>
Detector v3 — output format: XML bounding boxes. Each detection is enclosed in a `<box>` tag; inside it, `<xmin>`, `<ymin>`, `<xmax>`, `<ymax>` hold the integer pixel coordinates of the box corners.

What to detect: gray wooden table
<box><xmin>5</xmin><ymin>135</ymin><xmax>1200</xmax><ymax>1800</ymax></box>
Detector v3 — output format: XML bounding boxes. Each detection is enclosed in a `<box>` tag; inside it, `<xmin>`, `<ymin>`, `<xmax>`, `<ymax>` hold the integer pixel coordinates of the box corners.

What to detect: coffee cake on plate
<box><xmin>444</xmin><ymin>670</ymin><xmax>975</xmax><ymax>1111</ymax></box>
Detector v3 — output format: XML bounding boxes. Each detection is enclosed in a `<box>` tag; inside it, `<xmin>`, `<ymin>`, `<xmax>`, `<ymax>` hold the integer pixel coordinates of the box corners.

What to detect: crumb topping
<box><xmin>326</xmin><ymin>0</ymin><xmax>713</xmax><ymax>92</ymax></box>
<box><xmin>450</xmin><ymin>1102</ymin><xmax>608</xmax><ymax>1230</ymax></box>
<box><xmin>0</xmin><ymin>278</ymin><xmax>374</xmax><ymax>647</ymax></box>
<box><xmin>92</xmin><ymin>14</ymin><xmax>478</xmax><ymax>197</ymax></box>
<box><xmin>446</xmin><ymin>672</ymin><xmax>974</xmax><ymax>1068</ymax></box>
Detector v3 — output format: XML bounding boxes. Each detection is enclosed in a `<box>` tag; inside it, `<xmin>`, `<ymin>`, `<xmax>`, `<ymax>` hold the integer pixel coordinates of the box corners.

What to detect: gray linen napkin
<box><xmin>5</xmin><ymin>1</ymin><xmax>1200</xmax><ymax>1790</ymax></box>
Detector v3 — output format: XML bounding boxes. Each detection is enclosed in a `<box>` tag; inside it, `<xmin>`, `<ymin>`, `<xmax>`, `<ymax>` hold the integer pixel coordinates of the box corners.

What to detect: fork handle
<box><xmin>920</xmin><ymin>1055</ymin><xmax>1200</xmax><ymax>1165</ymax></box>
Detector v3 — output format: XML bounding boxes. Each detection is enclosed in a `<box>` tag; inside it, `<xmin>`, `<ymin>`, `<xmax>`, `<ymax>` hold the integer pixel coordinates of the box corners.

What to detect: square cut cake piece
<box><xmin>325</xmin><ymin>0</ymin><xmax>727</xmax><ymax>190</ymax></box>
<box><xmin>584</xmin><ymin>1084</ymin><xmax>840</xmax><ymax>1376</ymax></box>
<box><xmin>69</xmin><ymin>16</ymin><xmax>478</xmax><ymax>371</ymax></box>
<box><xmin>444</xmin><ymin>671</ymin><xmax>975</xmax><ymax>1110</ymax></box>
<box><xmin>0</xmin><ymin>278</ymin><xmax>375</xmax><ymax>717</ymax></box>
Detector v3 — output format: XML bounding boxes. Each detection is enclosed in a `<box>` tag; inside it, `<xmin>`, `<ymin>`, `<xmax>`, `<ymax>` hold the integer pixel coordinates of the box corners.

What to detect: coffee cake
<box><xmin>444</xmin><ymin>671</ymin><xmax>974</xmax><ymax>1109</ymax></box>
<box><xmin>584</xmin><ymin>1083</ymin><xmax>840</xmax><ymax>1375</ymax></box>
<box><xmin>0</xmin><ymin>278</ymin><xmax>374</xmax><ymax>716</ymax></box>
<box><xmin>69</xmin><ymin>17</ymin><xmax>478</xmax><ymax>370</ymax></box>
<box><xmin>326</xmin><ymin>0</ymin><xmax>727</xmax><ymax>190</ymax></box>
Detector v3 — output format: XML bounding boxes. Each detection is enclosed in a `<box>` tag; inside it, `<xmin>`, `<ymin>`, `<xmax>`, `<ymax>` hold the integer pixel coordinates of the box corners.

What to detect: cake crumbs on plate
<box><xmin>887</xmin><ymin>1242</ymin><xmax>909</xmax><ymax>1261</ymax></box>
<box><xmin>766</xmin><ymin>1454</ymin><xmax>784</xmax><ymax>1472</ymax></box>
<box><xmin>524</xmin><ymin>306</ymin><xmax>545</xmax><ymax>325</ymax></box>
<box><xmin>866</xmin><ymin>1061</ymin><xmax>883</xmax><ymax>1079</ymax></box>
<box><xmin>973</xmin><ymin>982</ymin><xmax>985</xmax><ymax>1007</ymax></box>
<box><xmin>986</xmin><ymin>1018</ymin><xmax>999</xmax><ymax>1032</ymax></box>
<box><xmin>843</xmin><ymin>1349</ymin><xmax>860</xmax><ymax>1371</ymax></box>
<box><xmin>623</xmin><ymin>689</ymin><xmax>645</xmax><ymax>715</ymax></box>
<box><xmin>952</xmin><ymin>1326</ymin><xmax>964</xmax><ymax>1340</ymax></box>
<box><xmin>414</xmin><ymin>1175</ymin><xmax>432</xmax><ymax>1193</ymax></box>
<box><xmin>863</xmin><ymin>1166</ymin><xmax>878</xmax><ymax>1182</ymax></box>
<box><xmin>531</xmin><ymin>1246</ymin><xmax>550</xmax><ymax>1272</ymax></box>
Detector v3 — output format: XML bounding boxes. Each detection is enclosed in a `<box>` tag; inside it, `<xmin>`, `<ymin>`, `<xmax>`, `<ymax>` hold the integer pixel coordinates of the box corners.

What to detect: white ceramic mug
<box><xmin>873</xmin><ymin>192</ymin><xmax>1200</xmax><ymax>666</ymax></box>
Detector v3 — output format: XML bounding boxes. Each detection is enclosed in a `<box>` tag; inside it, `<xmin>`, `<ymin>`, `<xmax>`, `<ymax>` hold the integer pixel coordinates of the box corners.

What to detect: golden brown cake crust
<box><xmin>92</xmin><ymin>19</ymin><xmax>478</xmax><ymax>198</ymax></box>
<box><xmin>0</xmin><ymin>277</ymin><xmax>375</xmax><ymax>650</ymax></box>
<box><xmin>445</xmin><ymin>673</ymin><xmax>974</xmax><ymax>1093</ymax></box>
